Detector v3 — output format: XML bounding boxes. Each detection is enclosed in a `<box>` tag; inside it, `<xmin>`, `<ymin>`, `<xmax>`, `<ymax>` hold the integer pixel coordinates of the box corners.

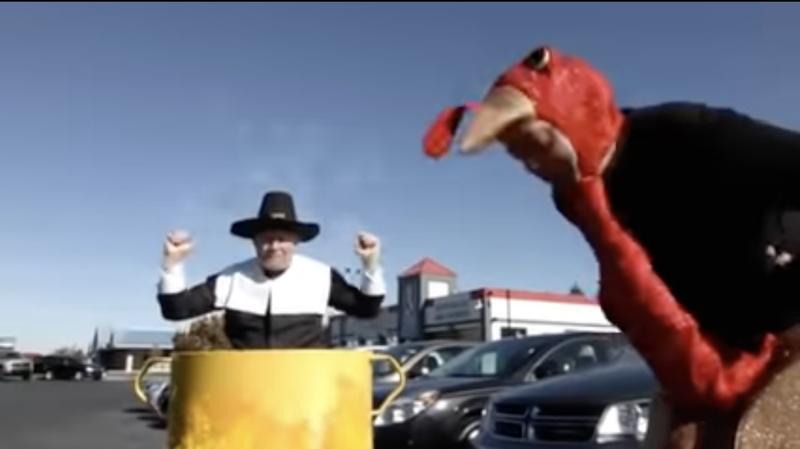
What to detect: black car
<box><xmin>373</xmin><ymin>341</ymin><xmax>477</xmax><ymax>383</ymax></box>
<box><xmin>33</xmin><ymin>355</ymin><xmax>104</xmax><ymax>381</ymax></box>
<box><xmin>475</xmin><ymin>348</ymin><xmax>656</xmax><ymax>449</ymax></box>
<box><xmin>373</xmin><ymin>332</ymin><xmax>628</xmax><ymax>449</ymax></box>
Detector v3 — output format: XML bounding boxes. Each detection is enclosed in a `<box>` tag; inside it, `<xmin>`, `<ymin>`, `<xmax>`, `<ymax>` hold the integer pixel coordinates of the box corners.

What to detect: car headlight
<box><xmin>595</xmin><ymin>400</ymin><xmax>650</xmax><ymax>442</ymax></box>
<box><xmin>373</xmin><ymin>391</ymin><xmax>440</xmax><ymax>427</ymax></box>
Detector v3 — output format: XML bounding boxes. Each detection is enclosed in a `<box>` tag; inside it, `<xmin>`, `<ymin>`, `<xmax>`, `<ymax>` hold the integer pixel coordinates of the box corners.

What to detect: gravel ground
<box><xmin>0</xmin><ymin>379</ymin><xmax>166</xmax><ymax>449</ymax></box>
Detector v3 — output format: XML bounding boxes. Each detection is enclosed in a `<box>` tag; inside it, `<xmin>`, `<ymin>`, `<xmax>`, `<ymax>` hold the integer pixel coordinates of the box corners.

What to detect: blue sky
<box><xmin>1</xmin><ymin>2</ymin><xmax>798</xmax><ymax>352</ymax></box>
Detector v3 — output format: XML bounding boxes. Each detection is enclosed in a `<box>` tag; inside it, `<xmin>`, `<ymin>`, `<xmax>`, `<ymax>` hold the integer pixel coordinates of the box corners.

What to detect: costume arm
<box><xmin>157</xmin><ymin>263</ymin><xmax>217</xmax><ymax>320</ymax></box>
<box><xmin>327</xmin><ymin>268</ymin><xmax>385</xmax><ymax>319</ymax></box>
<box><xmin>560</xmin><ymin>180</ymin><xmax>775</xmax><ymax>412</ymax></box>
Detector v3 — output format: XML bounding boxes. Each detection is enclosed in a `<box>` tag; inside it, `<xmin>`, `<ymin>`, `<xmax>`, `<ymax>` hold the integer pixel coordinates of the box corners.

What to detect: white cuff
<box><xmin>159</xmin><ymin>263</ymin><xmax>187</xmax><ymax>295</ymax></box>
<box><xmin>360</xmin><ymin>267</ymin><xmax>386</xmax><ymax>296</ymax></box>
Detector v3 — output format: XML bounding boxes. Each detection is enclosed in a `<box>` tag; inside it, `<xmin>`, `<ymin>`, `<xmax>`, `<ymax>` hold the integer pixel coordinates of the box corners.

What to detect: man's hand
<box><xmin>162</xmin><ymin>230</ymin><xmax>194</xmax><ymax>269</ymax></box>
<box><xmin>355</xmin><ymin>232</ymin><xmax>381</xmax><ymax>271</ymax></box>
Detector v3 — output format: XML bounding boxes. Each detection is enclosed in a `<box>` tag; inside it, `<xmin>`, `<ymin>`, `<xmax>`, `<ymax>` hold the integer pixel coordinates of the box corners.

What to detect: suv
<box><xmin>33</xmin><ymin>355</ymin><xmax>104</xmax><ymax>381</ymax></box>
<box><xmin>373</xmin><ymin>332</ymin><xmax>628</xmax><ymax>449</ymax></box>
<box><xmin>0</xmin><ymin>351</ymin><xmax>33</xmax><ymax>380</ymax></box>
<box><xmin>475</xmin><ymin>348</ymin><xmax>655</xmax><ymax>449</ymax></box>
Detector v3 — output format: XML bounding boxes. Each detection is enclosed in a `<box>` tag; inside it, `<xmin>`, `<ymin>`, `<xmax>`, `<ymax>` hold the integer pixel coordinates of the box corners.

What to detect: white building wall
<box><xmin>487</xmin><ymin>295</ymin><xmax>616</xmax><ymax>340</ymax></box>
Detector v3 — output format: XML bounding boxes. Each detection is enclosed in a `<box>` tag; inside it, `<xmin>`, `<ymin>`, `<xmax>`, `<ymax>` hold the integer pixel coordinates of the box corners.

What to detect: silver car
<box><xmin>0</xmin><ymin>351</ymin><xmax>33</xmax><ymax>381</ymax></box>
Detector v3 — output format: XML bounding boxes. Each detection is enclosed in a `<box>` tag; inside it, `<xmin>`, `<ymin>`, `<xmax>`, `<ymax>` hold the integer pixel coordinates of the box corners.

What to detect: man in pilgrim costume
<box><xmin>157</xmin><ymin>191</ymin><xmax>386</xmax><ymax>349</ymax></box>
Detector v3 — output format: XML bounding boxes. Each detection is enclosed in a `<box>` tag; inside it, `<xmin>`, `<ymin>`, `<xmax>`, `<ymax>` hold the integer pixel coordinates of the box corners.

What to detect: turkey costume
<box><xmin>157</xmin><ymin>191</ymin><xmax>387</xmax><ymax>349</ymax></box>
<box><xmin>423</xmin><ymin>46</ymin><xmax>800</xmax><ymax>448</ymax></box>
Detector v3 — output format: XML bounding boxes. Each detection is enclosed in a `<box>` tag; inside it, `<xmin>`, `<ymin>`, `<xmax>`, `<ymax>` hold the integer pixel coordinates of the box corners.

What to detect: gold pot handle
<box><xmin>133</xmin><ymin>356</ymin><xmax>173</xmax><ymax>405</ymax></box>
<box><xmin>370</xmin><ymin>353</ymin><xmax>406</xmax><ymax>417</ymax></box>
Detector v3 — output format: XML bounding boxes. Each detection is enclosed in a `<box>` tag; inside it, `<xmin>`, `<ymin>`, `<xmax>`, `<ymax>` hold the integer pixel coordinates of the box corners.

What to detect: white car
<box><xmin>0</xmin><ymin>351</ymin><xmax>32</xmax><ymax>381</ymax></box>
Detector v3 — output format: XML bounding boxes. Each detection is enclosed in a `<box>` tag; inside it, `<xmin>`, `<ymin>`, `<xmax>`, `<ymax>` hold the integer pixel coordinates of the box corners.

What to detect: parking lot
<box><xmin>0</xmin><ymin>379</ymin><xmax>166</xmax><ymax>449</ymax></box>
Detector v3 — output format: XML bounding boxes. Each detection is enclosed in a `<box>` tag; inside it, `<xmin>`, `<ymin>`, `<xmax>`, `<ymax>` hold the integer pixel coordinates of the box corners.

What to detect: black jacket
<box><xmin>157</xmin><ymin>255</ymin><xmax>385</xmax><ymax>349</ymax></box>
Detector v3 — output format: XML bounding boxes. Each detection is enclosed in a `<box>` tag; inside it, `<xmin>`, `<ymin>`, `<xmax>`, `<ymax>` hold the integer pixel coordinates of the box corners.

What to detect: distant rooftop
<box><xmin>471</xmin><ymin>288</ymin><xmax>598</xmax><ymax>306</ymax></box>
<box><xmin>102</xmin><ymin>329</ymin><xmax>175</xmax><ymax>350</ymax></box>
<box><xmin>399</xmin><ymin>257</ymin><xmax>457</xmax><ymax>278</ymax></box>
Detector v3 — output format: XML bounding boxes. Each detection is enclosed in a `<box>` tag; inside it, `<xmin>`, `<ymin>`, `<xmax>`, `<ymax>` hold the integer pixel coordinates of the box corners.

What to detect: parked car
<box><xmin>356</xmin><ymin>345</ymin><xmax>390</xmax><ymax>352</ymax></box>
<box><xmin>155</xmin><ymin>381</ymin><xmax>171</xmax><ymax>418</ymax></box>
<box><xmin>373</xmin><ymin>332</ymin><xmax>628</xmax><ymax>449</ymax></box>
<box><xmin>475</xmin><ymin>348</ymin><xmax>656</xmax><ymax>449</ymax></box>
<box><xmin>145</xmin><ymin>380</ymin><xmax>171</xmax><ymax>419</ymax></box>
<box><xmin>33</xmin><ymin>355</ymin><xmax>104</xmax><ymax>381</ymax></box>
<box><xmin>373</xmin><ymin>341</ymin><xmax>478</xmax><ymax>383</ymax></box>
<box><xmin>0</xmin><ymin>351</ymin><xmax>33</xmax><ymax>380</ymax></box>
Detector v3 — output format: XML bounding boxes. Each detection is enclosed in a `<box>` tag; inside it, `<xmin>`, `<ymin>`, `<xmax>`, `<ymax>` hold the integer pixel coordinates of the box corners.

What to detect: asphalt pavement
<box><xmin>0</xmin><ymin>379</ymin><xmax>167</xmax><ymax>449</ymax></box>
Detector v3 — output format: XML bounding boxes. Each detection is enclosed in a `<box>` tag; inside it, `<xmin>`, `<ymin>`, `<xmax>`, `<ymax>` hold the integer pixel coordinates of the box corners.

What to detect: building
<box><xmin>92</xmin><ymin>328</ymin><xmax>174</xmax><ymax>372</ymax></box>
<box><xmin>421</xmin><ymin>288</ymin><xmax>613</xmax><ymax>341</ymax></box>
<box><xmin>0</xmin><ymin>336</ymin><xmax>16</xmax><ymax>350</ymax></box>
<box><xmin>328</xmin><ymin>305</ymin><xmax>399</xmax><ymax>347</ymax></box>
<box><xmin>329</xmin><ymin>258</ymin><xmax>615</xmax><ymax>346</ymax></box>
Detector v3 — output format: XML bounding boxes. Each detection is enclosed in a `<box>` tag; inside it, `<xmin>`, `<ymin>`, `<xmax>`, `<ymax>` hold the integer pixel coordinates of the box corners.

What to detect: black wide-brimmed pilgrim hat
<box><xmin>229</xmin><ymin>191</ymin><xmax>320</xmax><ymax>242</ymax></box>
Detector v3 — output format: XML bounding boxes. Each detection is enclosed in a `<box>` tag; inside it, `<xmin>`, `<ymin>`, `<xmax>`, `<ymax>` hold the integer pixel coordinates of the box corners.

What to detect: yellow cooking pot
<box><xmin>135</xmin><ymin>350</ymin><xmax>405</xmax><ymax>449</ymax></box>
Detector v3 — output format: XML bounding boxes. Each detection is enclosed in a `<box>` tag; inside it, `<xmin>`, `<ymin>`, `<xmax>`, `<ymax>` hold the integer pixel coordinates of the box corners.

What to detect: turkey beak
<box><xmin>459</xmin><ymin>86</ymin><xmax>536</xmax><ymax>154</ymax></box>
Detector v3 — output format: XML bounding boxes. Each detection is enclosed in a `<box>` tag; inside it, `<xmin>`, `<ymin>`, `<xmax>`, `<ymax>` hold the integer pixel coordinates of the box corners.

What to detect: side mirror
<box><xmin>534</xmin><ymin>360</ymin><xmax>569</xmax><ymax>380</ymax></box>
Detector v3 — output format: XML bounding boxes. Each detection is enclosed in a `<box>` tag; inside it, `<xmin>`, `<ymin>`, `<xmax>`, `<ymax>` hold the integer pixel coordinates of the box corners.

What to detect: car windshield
<box><xmin>601</xmin><ymin>334</ymin><xmax>636</xmax><ymax>362</ymax></box>
<box><xmin>371</xmin><ymin>344</ymin><xmax>426</xmax><ymax>377</ymax></box>
<box><xmin>612</xmin><ymin>345</ymin><xmax>644</xmax><ymax>365</ymax></box>
<box><xmin>427</xmin><ymin>338</ymin><xmax>544</xmax><ymax>379</ymax></box>
<box><xmin>0</xmin><ymin>352</ymin><xmax>22</xmax><ymax>359</ymax></box>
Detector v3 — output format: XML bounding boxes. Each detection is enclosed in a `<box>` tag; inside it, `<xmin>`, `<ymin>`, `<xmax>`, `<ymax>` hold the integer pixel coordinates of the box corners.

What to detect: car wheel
<box><xmin>459</xmin><ymin>421</ymin><xmax>481</xmax><ymax>448</ymax></box>
<box><xmin>44</xmin><ymin>371</ymin><xmax>53</xmax><ymax>380</ymax></box>
<box><xmin>73</xmin><ymin>371</ymin><xmax>84</xmax><ymax>381</ymax></box>
<box><xmin>20</xmin><ymin>373</ymin><xmax>31</xmax><ymax>381</ymax></box>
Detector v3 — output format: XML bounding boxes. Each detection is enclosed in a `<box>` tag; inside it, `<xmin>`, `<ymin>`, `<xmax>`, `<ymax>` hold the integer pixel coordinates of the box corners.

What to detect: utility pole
<box><xmin>338</xmin><ymin>267</ymin><xmax>363</xmax><ymax>347</ymax></box>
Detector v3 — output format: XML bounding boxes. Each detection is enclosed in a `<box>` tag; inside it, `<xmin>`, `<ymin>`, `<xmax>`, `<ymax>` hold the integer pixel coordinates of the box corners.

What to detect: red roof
<box><xmin>399</xmin><ymin>257</ymin><xmax>457</xmax><ymax>278</ymax></box>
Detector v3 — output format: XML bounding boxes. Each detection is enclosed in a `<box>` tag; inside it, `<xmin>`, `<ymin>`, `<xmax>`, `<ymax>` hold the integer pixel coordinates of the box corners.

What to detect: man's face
<box><xmin>253</xmin><ymin>229</ymin><xmax>298</xmax><ymax>272</ymax></box>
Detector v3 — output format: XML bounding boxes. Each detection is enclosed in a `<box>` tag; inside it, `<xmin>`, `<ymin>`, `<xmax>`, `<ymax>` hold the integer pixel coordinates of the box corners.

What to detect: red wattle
<box><xmin>561</xmin><ymin>179</ymin><xmax>776</xmax><ymax>412</ymax></box>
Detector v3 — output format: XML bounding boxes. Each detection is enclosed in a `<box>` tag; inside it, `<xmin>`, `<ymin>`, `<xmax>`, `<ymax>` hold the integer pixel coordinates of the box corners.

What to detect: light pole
<box><xmin>340</xmin><ymin>267</ymin><xmax>363</xmax><ymax>347</ymax></box>
<box><xmin>505</xmin><ymin>289</ymin><xmax>513</xmax><ymax>338</ymax></box>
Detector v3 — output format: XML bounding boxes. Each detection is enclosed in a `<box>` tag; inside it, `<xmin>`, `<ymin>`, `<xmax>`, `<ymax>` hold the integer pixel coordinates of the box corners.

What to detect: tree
<box><xmin>173</xmin><ymin>314</ymin><xmax>231</xmax><ymax>351</ymax></box>
<box><xmin>568</xmin><ymin>283</ymin><xmax>585</xmax><ymax>296</ymax></box>
<box><xmin>52</xmin><ymin>345</ymin><xmax>85</xmax><ymax>359</ymax></box>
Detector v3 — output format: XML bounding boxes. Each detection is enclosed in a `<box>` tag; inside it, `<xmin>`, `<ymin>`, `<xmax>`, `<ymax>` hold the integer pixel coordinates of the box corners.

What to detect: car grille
<box><xmin>491</xmin><ymin>403</ymin><xmax>605</xmax><ymax>442</ymax></box>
